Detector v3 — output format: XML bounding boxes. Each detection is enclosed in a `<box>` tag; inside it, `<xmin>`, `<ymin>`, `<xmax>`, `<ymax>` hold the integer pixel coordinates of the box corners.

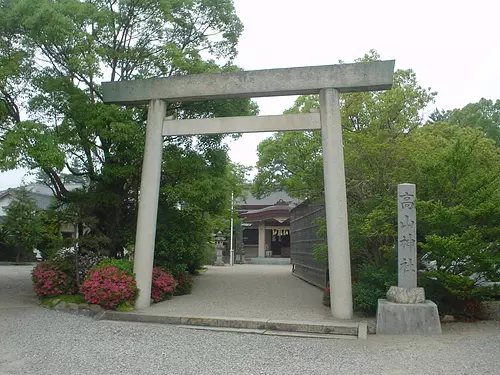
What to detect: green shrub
<box><xmin>201</xmin><ymin>242</ymin><xmax>215</xmax><ymax>266</ymax></box>
<box><xmin>420</xmin><ymin>228</ymin><xmax>499</xmax><ymax>300</ymax></box>
<box><xmin>173</xmin><ymin>270</ymin><xmax>194</xmax><ymax>296</ymax></box>
<box><xmin>36</xmin><ymin>211</ymin><xmax>65</xmax><ymax>261</ymax></box>
<box><xmin>352</xmin><ymin>263</ymin><xmax>397</xmax><ymax>316</ymax></box>
<box><xmin>96</xmin><ymin>258</ymin><xmax>133</xmax><ymax>276</ymax></box>
<box><xmin>155</xmin><ymin>207</ymin><xmax>212</xmax><ymax>273</ymax></box>
<box><xmin>54</xmin><ymin>252</ymin><xmax>106</xmax><ymax>284</ymax></box>
<box><xmin>420</xmin><ymin>273</ymin><xmax>499</xmax><ymax>320</ymax></box>
<box><xmin>0</xmin><ymin>241</ymin><xmax>17</xmax><ymax>262</ymax></box>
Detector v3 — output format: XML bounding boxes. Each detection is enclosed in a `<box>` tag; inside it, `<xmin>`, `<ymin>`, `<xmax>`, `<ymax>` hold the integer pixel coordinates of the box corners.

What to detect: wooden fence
<box><xmin>290</xmin><ymin>201</ymin><xmax>328</xmax><ymax>288</ymax></box>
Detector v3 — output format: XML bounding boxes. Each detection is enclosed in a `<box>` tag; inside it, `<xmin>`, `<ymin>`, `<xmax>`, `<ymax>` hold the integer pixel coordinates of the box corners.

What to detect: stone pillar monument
<box><xmin>390</xmin><ymin>183</ymin><xmax>422</xmax><ymax>299</ymax></box>
<box><xmin>376</xmin><ymin>183</ymin><xmax>441</xmax><ymax>334</ymax></box>
<box><xmin>214</xmin><ymin>233</ymin><xmax>225</xmax><ymax>267</ymax></box>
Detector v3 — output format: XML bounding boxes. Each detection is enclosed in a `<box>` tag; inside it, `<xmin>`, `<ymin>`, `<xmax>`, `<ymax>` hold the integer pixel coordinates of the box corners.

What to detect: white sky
<box><xmin>1</xmin><ymin>0</ymin><xmax>499</xmax><ymax>189</ymax></box>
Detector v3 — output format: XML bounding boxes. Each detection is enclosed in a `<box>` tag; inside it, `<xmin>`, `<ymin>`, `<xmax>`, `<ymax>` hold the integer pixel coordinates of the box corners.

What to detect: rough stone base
<box><xmin>387</xmin><ymin>286</ymin><xmax>425</xmax><ymax>304</ymax></box>
<box><xmin>376</xmin><ymin>299</ymin><xmax>442</xmax><ymax>335</ymax></box>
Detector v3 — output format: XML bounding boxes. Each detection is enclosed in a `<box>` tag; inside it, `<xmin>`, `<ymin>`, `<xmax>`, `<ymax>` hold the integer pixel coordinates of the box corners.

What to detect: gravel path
<box><xmin>2</xmin><ymin>265</ymin><xmax>500</xmax><ymax>375</ymax></box>
<box><xmin>2</xmin><ymin>308</ymin><xmax>500</xmax><ymax>375</ymax></box>
<box><xmin>0</xmin><ymin>264</ymin><xmax>37</xmax><ymax>309</ymax></box>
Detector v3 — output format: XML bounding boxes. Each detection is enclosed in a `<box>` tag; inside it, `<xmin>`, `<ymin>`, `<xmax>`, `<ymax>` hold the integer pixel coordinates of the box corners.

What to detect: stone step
<box><xmin>98</xmin><ymin>312</ymin><xmax>367</xmax><ymax>339</ymax></box>
<box><xmin>247</xmin><ymin>257</ymin><xmax>291</xmax><ymax>265</ymax></box>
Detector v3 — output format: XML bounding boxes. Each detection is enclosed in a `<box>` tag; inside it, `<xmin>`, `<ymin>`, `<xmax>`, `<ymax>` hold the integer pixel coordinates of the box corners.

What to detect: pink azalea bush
<box><xmin>151</xmin><ymin>267</ymin><xmax>178</xmax><ymax>302</ymax></box>
<box><xmin>31</xmin><ymin>261</ymin><xmax>77</xmax><ymax>297</ymax></box>
<box><xmin>80</xmin><ymin>266</ymin><xmax>138</xmax><ymax>310</ymax></box>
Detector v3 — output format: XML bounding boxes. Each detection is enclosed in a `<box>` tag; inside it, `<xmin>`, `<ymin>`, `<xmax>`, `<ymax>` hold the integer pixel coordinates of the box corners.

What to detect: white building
<box><xmin>0</xmin><ymin>183</ymin><xmax>82</xmax><ymax>224</ymax></box>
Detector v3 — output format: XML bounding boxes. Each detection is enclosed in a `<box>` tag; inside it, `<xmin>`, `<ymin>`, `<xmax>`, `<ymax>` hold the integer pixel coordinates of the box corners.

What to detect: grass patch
<box><xmin>195</xmin><ymin>267</ymin><xmax>207</xmax><ymax>275</ymax></box>
<box><xmin>116</xmin><ymin>301</ymin><xmax>134</xmax><ymax>312</ymax></box>
<box><xmin>57</xmin><ymin>294</ymin><xmax>86</xmax><ymax>304</ymax></box>
<box><xmin>10</xmin><ymin>262</ymin><xmax>35</xmax><ymax>266</ymax></box>
<box><xmin>40</xmin><ymin>294</ymin><xmax>86</xmax><ymax>307</ymax></box>
<box><xmin>40</xmin><ymin>298</ymin><xmax>56</xmax><ymax>308</ymax></box>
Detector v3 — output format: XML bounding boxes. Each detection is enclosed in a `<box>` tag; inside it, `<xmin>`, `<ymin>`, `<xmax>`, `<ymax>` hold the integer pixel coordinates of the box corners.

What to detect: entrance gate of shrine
<box><xmin>102</xmin><ymin>60</ymin><xmax>395</xmax><ymax>319</ymax></box>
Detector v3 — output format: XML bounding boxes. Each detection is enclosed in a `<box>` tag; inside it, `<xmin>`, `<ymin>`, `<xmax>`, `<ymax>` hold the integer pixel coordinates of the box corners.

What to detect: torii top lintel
<box><xmin>101</xmin><ymin>60</ymin><xmax>395</xmax><ymax>105</ymax></box>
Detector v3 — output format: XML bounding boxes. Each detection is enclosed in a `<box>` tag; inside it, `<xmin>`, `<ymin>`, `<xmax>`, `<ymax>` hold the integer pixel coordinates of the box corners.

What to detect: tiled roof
<box><xmin>0</xmin><ymin>183</ymin><xmax>83</xmax><ymax>213</ymax></box>
<box><xmin>236</xmin><ymin>189</ymin><xmax>301</xmax><ymax>207</ymax></box>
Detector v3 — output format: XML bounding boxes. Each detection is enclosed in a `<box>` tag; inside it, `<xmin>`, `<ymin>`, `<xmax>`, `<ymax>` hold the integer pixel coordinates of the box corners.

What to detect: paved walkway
<box><xmin>137</xmin><ymin>265</ymin><xmax>334</xmax><ymax>321</ymax></box>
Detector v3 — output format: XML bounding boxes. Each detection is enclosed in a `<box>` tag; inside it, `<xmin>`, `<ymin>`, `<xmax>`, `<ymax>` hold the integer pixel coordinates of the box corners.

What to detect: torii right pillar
<box><xmin>320</xmin><ymin>88</ymin><xmax>353</xmax><ymax>319</ymax></box>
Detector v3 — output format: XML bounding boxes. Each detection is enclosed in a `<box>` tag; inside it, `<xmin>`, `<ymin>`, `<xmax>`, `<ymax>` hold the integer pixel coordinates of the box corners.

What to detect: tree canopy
<box><xmin>429</xmin><ymin>98</ymin><xmax>500</xmax><ymax>145</ymax></box>
<box><xmin>0</xmin><ymin>0</ymin><xmax>256</xmax><ymax>259</ymax></box>
<box><xmin>254</xmin><ymin>50</ymin><xmax>437</xmax><ymax>201</ymax></box>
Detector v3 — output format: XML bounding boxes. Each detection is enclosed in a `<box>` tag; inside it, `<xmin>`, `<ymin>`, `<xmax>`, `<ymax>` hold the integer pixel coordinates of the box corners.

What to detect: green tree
<box><xmin>36</xmin><ymin>209</ymin><xmax>65</xmax><ymax>261</ymax></box>
<box><xmin>254</xmin><ymin>51</ymin><xmax>435</xmax><ymax>201</ymax></box>
<box><xmin>0</xmin><ymin>0</ymin><xmax>258</xmax><ymax>258</ymax></box>
<box><xmin>448</xmin><ymin>98</ymin><xmax>500</xmax><ymax>145</ymax></box>
<box><xmin>0</xmin><ymin>3</ymin><xmax>31</xmax><ymax>132</ymax></box>
<box><xmin>155</xmin><ymin>160</ymin><xmax>250</xmax><ymax>272</ymax></box>
<box><xmin>253</xmin><ymin>51</ymin><xmax>435</xmax><ymax>267</ymax></box>
<box><xmin>3</xmin><ymin>188</ymin><xmax>42</xmax><ymax>263</ymax></box>
<box><xmin>428</xmin><ymin>108</ymin><xmax>451</xmax><ymax>123</ymax></box>
<box><xmin>429</xmin><ymin>98</ymin><xmax>500</xmax><ymax>145</ymax></box>
<box><xmin>411</xmin><ymin>122</ymin><xmax>500</xmax><ymax>302</ymax></box>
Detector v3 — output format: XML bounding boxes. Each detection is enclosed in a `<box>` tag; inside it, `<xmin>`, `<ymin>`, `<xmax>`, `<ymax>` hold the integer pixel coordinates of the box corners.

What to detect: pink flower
<box><xmin>31</xmin><ymin>262</ymin><xmax>77</xmax><ymax>297</ymax></box>
<box><xmin>80</xmin><ymin>266</ymin><xmax>137</xmax><ymax>310</ymax></box>
<box><xmin>151</xmin><ymin>267</ymin><xmax>178</xmax><ymax>303</ymax></box>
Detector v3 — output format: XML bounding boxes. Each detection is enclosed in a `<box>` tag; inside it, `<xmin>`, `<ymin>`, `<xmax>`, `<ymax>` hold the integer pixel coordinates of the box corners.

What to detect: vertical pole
<box><xmin>320</xmin><ymin>88</ymin><xmax>353</xmax><ymax>320</ymax></box>
<box><xmin>258</xmin><ymin>222</ymin><xmax>265</xmax><ymax>257</ymax></box>
<box><xmin>230</xmin><ymin>191</ymin><xmax>234</xmax><ymax>266</ymax></box>
<box><xmin>133</xmin><ymin>99</ymin><xmax>166</xmax><ymax>309</ymax></box>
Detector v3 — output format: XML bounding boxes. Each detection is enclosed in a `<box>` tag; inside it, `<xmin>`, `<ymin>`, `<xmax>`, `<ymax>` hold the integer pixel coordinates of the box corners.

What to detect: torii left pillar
<box><xmin>134</xmin><ymin>99</ymin><xmax>166</xmax><ymax>309</ymax></box>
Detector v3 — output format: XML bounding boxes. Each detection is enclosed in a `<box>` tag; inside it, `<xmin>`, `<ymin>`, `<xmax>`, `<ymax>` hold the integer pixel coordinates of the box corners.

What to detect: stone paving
<box><xmin>138</xmin><ymin>264</ymin><xmax>334</xmax><ymax>321</ymax></box>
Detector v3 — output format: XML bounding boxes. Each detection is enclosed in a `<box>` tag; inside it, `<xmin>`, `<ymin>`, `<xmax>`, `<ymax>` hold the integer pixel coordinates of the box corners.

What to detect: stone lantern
<box><xmin>214</xmin><ymin>233</ymin><xmax>225</xmax><ymax>266</ymax></box>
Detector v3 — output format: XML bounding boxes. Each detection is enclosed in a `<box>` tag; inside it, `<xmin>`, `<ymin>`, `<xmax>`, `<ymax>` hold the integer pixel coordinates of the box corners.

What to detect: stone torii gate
<box><xmin>102</xmin><ymin>60</ymin><xmax>395</xmax><ymax>319</ymax></box>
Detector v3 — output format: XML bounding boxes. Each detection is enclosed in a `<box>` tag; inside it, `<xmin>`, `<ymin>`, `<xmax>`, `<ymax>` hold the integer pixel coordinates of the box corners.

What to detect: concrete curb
<box><xmin>177</xmin><ymin>325</ymin><xmax>358</xmax><ymax>340</ymax></box>
<box><xmin>99</xmin><ymin>311</ymin><xmax>367</xmax><ymax>339</ymax></box>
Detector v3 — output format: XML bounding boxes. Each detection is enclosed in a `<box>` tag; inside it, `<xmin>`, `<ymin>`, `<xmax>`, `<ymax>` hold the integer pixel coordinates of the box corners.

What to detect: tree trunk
<box><xmin>75</xmin><ymin>224</ymin><xmax>80</xmax><ymax>288</ymax></box>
